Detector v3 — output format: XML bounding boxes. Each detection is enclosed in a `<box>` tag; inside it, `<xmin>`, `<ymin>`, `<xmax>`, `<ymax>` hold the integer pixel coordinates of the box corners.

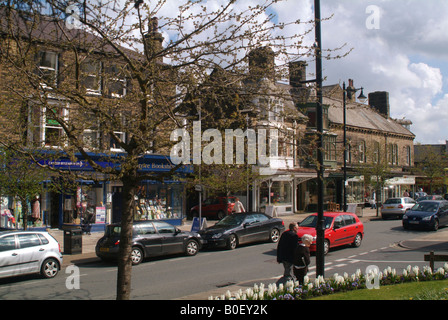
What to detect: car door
<box><xmin>154</xmin><ymin>221</ymin><xmax>184</xmax><ymax>255</ymax></box>
<box><xmin>135</xmin><ymin>223</ymin><xmax>162</xmax><ymax>257</ymax></box>
<box><xmin>0</xmin><ymin>234</ymin><xmax>20</xmax><ymax>278</ymax></box>
<box><xmin>342</xmin><ymin>215</ymin><xmax>358</xmax><ymax>243</ymax></box>
<box><xmin>15</xmin><ymin>233</ymin><xmax>45</xmax><ymax>275</ymax></box>
<box><xmin>240</xmin><ymin>214</ymin><xmax>265</xmax><ymax>243</ymax></box>
<box><xmin>331</xmin><ymin>215</ymin><xmax>350</xmax><ymax>246</ymax></box>
<box><xmin>439</xmin><ymin>203</ymin><xmax>448</xmax><ymax>226</ymax></box>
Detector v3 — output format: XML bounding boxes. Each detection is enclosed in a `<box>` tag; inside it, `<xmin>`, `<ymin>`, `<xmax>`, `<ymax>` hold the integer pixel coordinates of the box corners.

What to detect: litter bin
<box><xmin>62</xmin><ymin>224</ymin><xmax>82</xmax><ymax>254</ymax></box>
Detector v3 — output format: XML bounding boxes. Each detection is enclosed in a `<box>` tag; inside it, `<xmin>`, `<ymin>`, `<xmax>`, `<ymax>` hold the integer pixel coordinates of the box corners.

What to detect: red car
<box><xmin>190</xmin><ymin>196</ymin><xmax>236</xmax><ymax>220</ymax></box>
<box><xmin>297</xmin><ymin>212</ymin><xmax>364</xmax><ymax>255</ymax></box>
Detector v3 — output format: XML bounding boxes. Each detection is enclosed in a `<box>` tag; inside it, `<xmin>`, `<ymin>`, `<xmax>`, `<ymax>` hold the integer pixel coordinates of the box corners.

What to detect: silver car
<box><xmin>381</xmin><ymin>197</ymin><xmax>416</xmax><ymax>219</ymax></box>
<box><xmin>0</xmin><ymin>230</ymin><xmax>63</xmax><ymax>279</ymax></box>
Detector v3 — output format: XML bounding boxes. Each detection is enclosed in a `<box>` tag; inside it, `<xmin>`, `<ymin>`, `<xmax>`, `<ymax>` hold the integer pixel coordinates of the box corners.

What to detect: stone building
<box><xmin>292</xmin><ymin>62</ymin><xmax>416</xmax><ymax>210</ymax></box>
<box><xmin>0</xmin><ymin>8</ymin><xmax>189</xmax><ymax>229</ymax></box>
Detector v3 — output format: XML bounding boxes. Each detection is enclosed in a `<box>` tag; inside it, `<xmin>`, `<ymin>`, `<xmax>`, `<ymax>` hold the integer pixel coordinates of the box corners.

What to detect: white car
<box><xmin>0</xmin><ymin>230</ymin><xmax>63</xmax><ymax>279</ymax></box>
<box><xmin>381</xmin><ymin>197</ymin><xmax>416</xmax><ymax>219</ymax></box>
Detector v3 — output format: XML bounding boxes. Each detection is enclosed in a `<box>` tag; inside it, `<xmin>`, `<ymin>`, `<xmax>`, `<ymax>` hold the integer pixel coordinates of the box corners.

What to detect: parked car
<box><xmin>297</xmin><ymin>212</ymin><xmax>364</xmax><ymax>255</ymax></box>
<box><xmin>381</xmin><ymin>197</ymin><xmax>416</xmax><ymax>219</ymax></box>
<box><xmin>403</xmin><ymin>200</ymin><xmax>448</xmax><ymax>231</ymax></box>
<box><xmin>96</xmin><ymin>220</ymin><xmax>204</xmax><ymax>265</ymax></box>
<box><xmin>416</xmin><ymin>195</ymin><xmax>444</xmax><ymax>202</ymax></box>
<box><xmin>413</xmin><ymin>191</ymin><xmax>427</xmax><ymax>200</ymax></box>
<box><xmin>0</xmin><ymin>230</ymin><xmax>63</xmax><ymax>279</ymax></box>
<box><xmin>190</xmin><ymin>196</ymin><xmax>237</xmax><ymax>220</ymax></box>
<box><xmin>199</xmin><ymin>212</ymin><xmax>285</xmax><ymax>250</ymax></box>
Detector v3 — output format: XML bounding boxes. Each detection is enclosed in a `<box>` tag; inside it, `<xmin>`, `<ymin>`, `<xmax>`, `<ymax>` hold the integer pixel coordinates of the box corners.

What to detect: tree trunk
<box><xmin>116</xmin><ymin>174</ymin><xmax>138</xmax><ymax>300</ymax></box>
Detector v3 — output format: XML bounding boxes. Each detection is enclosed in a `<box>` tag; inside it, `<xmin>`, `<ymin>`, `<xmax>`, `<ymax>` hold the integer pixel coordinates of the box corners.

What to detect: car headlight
<box><xmin>212</xmin><ymin>233</ymin><xmax>223</xmax><ymax>239</ymax></box>
<box><xmin>422</xmin><ymin>216</ymin><xmax>432</xmax><ymax>221</ymax></box>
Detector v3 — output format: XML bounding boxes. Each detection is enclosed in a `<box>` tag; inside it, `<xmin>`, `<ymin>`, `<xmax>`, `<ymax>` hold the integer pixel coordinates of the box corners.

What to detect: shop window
<box><xmin>134</xmin><ymin>184</ymin><xmax>183</xmax><ymax>220</ymax></box>
<box><xmin>270</xmin><ymin>181</ymin><xmax>292</xmax><ymax>205</ymax></box>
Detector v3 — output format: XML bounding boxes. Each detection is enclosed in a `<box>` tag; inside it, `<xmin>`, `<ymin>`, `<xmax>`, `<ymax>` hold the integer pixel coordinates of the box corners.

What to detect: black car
<box><xmin>96</xmin><ymin>220</ymin><xmax>204</xmax><ymax>265</ymax></box>
<box><xmin>402</xmin><ymin>200</ymin><xmax>448</xmax><ymax>231</ymax></box>
<box><xmin>199</xmin><ymin>212</ymin><xmax>285</xmax><ymax>250</ymax></box>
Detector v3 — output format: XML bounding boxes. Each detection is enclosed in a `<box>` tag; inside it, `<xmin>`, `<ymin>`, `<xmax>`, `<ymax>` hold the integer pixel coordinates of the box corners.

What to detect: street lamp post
<box><xmin>314</xmin><ymin>0</ymin><xmax>325</xmax><ymax>278</ymax></box>
<box><xmin>342</xmin><ymin>81</ymin><xmax>367</xmax><ymax>212</ymax></box>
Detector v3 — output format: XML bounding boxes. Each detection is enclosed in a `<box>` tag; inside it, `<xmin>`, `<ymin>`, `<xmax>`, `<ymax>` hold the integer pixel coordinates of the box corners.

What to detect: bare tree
<box><xmin>0</xmin><ymin>0</ymin><xmax>316</xmax><ymax>299</ymax></box>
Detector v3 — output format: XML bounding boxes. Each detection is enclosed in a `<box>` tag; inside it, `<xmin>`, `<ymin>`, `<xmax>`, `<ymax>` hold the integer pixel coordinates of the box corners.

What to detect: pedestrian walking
<box><xmin>276</xmin><ymin>222</ymin><xmax>299</xmax><ymax>283</ymax></box>
<box><xmin>293</xmin><ymin>234</ymin><xmax>312</xmax><ymax>285</ymax></box>
<box><xmin>233</xmin><ymin>198</ymin><xmax>245</xmax><ymax>213</ymax></box>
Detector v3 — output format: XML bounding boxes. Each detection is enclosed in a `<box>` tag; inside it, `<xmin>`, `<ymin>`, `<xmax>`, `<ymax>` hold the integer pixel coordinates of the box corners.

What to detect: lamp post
<box><xmin>314</xmin><ymin>0</ymin><xmax>325</xmax><ymax>277</ymax></box>
<box><xmin>342</xmin><ymin>81</ymin><xmax>367</xmax><ymax>212</ymax></box>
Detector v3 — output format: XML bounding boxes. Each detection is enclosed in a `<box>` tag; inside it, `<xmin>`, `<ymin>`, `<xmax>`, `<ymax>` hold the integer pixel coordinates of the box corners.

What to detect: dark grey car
<box><xmin>96</xmin><ymin>220</ymin><xmax>204</xmax><ymax>265</ymax></box>
<box><xmin>199</xmin><ymin>212</ymin><xmax>285</xmax><ymax>250</ymax></box>
<box><xmin>403</xmin><ymin>200</ymin><xmax>448</xmax><ymax>231</ymax></box>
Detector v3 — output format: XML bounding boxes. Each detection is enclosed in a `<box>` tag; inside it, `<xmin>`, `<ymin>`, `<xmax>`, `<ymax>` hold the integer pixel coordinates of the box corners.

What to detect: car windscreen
<box><xmin>410</xmin><ymin>202</ymin><xmax>439</xmax><ymax>212</ymax></box>
<box><xmin>299</xmin><ymin>216</ymin><xmax>334</xmax><ymax>229</ymax></box>
<box><xmin>215</xmin><ymin>214</ymin><xmax>245</xmax><ymax>226</ymax></box>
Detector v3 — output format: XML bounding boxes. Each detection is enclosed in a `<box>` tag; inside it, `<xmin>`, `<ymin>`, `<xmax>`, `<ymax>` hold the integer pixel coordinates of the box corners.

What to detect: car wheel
<box><xmin>131</xmin><ymin>246</ymin><xmax>144</xmax><ymax>265</ymax></box>
<box><xmin>352</xmin><ymin>233</ymin><xmax>362</xmax><ymax>248</ymax></box>
<box><xmin>226</xmin><ymin>234</ymin><xmax>237</xmax><ymax>250</ymax></box>
<box><xmin>40</xmin><ymin>258</ymin><xmax>60</xmax><ymax>279</ymax></box>
<box><xmin>323</xmin><ymin>239</ymin><xmax>330</xmax><ymax>255</ymax></box>
<box><xmin>216</xmin><ymin>210</ymin><xmax>225</xmax><ymax>220</ymax></box>
<box><xmin>269</xmin><ymin>228</ymin><xmax>280</xmax><ymax>243</ymax></box>
<box><xmin>185</xmin><ymin>239</ymin><xmax>199</xmax><ymax>256</ymax></box>
<box><xmin>432</xmin><ymin>219</ymin><xmax>439</xmax><ymax>231</ymax></box>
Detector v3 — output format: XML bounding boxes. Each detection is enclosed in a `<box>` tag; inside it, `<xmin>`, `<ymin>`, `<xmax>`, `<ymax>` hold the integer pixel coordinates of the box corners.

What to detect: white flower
<box><xmin>412</xmin><ymin>266</ymin><xmax>420</xmax><ymax>276</ymax></box>
<box><xmin>278</xmin><ymin>283</ymin><xmax>284</xmax><ymax>292</ymax></box>
<box><xmin>303</xmin><ymin>275</ymin><xmax>310</xmax><ymax>285</ymax></box>
<box><xmin>225</xmin><ymin>290</ymin><xmax>232</xmax><ymax>299</ymax></box>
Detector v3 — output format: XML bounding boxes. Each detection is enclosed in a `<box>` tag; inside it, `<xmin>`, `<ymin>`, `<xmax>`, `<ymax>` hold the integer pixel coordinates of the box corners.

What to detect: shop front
<box><xmin>4</xmin><ymin>153</ymin><xmax>191</xmax><ymax>231</ymax></box>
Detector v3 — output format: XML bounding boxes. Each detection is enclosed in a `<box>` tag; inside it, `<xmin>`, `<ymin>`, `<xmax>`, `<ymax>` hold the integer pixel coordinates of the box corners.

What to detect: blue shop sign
<box><xmin>39</xmin><ymin>154</ymin><xmax>193</xmax><ymax>174</ymax></box>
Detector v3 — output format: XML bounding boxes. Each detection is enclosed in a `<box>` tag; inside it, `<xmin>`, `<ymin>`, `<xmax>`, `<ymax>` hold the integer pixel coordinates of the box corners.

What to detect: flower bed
<box><xmin>210</xmin><ymin>263</ymin><xmax>448</xmax><ymax>300</ymax></box>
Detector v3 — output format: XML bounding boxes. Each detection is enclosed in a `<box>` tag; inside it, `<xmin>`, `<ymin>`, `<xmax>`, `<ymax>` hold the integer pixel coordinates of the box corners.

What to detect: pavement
<box><xmin>47</xmin><ymin>208</ymin><xmax>448</xmax><ymax>299</ymax></box>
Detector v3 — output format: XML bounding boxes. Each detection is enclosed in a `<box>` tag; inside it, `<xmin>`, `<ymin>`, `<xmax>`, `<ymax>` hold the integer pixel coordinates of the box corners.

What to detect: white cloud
<box><xmin>295</xmin><ymin>0</ymin><xmax>448</xmax><ymax>144</ymax></box>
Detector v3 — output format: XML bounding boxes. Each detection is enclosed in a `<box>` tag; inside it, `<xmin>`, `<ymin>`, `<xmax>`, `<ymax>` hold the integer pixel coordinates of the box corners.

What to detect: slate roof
<box><xmin>323</xmin><ymin>84</ymin><xmax>415</xmax><ymax>138</ymax></box>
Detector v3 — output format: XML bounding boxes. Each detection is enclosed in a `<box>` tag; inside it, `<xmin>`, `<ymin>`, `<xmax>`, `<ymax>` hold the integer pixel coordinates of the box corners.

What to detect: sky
<box><xmin>49</xmin><ymin>0</ymin><xmax>448</xmax><ymax>145</ymax></box>
<box><xmin>155</xmin><ymin>0</ymin><xmax>448</xmax><ymax>145</ymax></box>
<box><xmin>270</xmin><ymin>0</ymin><xmax>448</xmax><ymax>145</ymax></box>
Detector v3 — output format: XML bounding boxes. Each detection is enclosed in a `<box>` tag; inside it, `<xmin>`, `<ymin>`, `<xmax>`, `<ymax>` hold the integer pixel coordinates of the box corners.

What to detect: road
<box><xmin>0</xmin><ymin>218</ymin><xmax>447</xmax><ymax>300</ymax></box>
